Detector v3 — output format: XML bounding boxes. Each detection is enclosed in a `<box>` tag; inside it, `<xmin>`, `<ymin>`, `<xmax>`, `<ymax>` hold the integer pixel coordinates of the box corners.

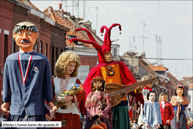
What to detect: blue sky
<box><xmin>31</xmin><ymin>0</ymin><xmax>192</xmax><ymax>80</ymax></box>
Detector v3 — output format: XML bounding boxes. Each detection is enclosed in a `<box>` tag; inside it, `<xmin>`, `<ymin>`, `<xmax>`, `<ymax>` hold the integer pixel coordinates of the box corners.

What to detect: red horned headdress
<box><xmin>70</xmin><ymin>23</ymin><xmax>122</xmax><ymax>63</ymax></box>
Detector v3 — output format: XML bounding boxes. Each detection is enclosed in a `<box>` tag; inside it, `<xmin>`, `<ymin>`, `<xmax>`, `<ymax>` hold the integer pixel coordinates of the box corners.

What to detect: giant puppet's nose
<box><xmin>22</xmin><ymin>32</ymin><xmax>28</xmax><ymax>40</ymax></box>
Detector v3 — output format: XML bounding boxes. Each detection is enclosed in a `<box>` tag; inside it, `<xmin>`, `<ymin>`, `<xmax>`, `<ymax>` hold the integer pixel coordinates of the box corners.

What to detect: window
<box><xmin>34</xmin><ymin>43</ymin><xmax>37</xmax><ymax>52</ymax></box>
<box><xmin>4</xmin><ymin>34</ymin><xmax>8</xmax><ymax>63</ymax></box>
<box><xmin>12</xmin><ymin>38</ymin><xmax>15</xmax><ymax>53</ymax></box>
<box><xmin>56</xmin><ymin>48</ymin><xmax>58</xmax><ymax>60</ymax></box>
<box><xmin>40</xmin><ymin>41</ymin><xmax>43</xmax><ymax>53</ymax></box>
<box><xmin>188</xmin><ymin>95</ymin><xmax>191</xmax><ymax>102</ymax></box>
<box><xmin>45</xmin><ymin>43</ymin><xmax>47</xmax><ymax>56</ymax></box>
<box><xmin>51</xmin><ymin>46</ymin><xmax>54</xmax><ymax>75</ymax></box>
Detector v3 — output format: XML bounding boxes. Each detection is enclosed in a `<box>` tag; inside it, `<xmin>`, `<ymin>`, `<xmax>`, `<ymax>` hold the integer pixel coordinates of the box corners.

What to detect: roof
<box><xmin>141</xmin><ymin>59</ymin><xmax>151</xmax><ymax>65</ymax></box>
<box><xmin>17</xmin><ymin>0</ymin><xmax>40</xmax><ymax>11</ymax></box>
<box><xmin>167</xmin><ymin>72</ymin><xmax>178</xmax><ymax>82</ymax></box>
<box><xmin>180</xmin><ymin>76</ymin><xmax>193</xmax><ymax>87</ymax></box>
<box><xmin>43</xmin><ymin>6</ymin><xmax>104</xmax><ymax>48</ymax></box>
<box><xmin>14</xmin><ymin>0</ymin><xmax>69</xmax><ymax>32</ymax></box>
<box><xmin>138</xmin><ymin>60</ymin><xmax>154</xmax><ymax>74</ymax></box>
<box><xmin>189</xmin><ymin>82</ymin><xmax>193</xmax><ymax>89</ymax></box>
<box><xmin>148</xmin><ymin>65</ymin><xmax>168</xmax><ymax>71</ymax></box>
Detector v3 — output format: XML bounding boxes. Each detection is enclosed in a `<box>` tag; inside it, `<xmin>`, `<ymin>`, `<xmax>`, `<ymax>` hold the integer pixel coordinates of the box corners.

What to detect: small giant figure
<box><xmin>85</xmin><ymin>76</ymin><xmax>112</xmax><ymax>129</ymax></box>
<box><xmin>142</xmin><ymin>91</ymin><xmax>162</xmax><ymax>129</ymax></box>
<box><xmin>170</xmin><ymin>85</ymin><xmax>190</xmax><ymax>129</ymax></box>
<box><xmin>159</xmin><ymin>92</ymin><xmax>174</xmax><ymax>129</ymax></box>
<box><xmin>1</xmin><ymin>21</ymin><xmax>57</xmax><ymax>121</ymax></box>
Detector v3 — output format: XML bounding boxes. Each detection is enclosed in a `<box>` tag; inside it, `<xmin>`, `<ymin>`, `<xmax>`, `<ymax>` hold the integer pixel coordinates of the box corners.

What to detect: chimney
<box><xmin>70</xmin><ymin>15</ymin><xmax>75</xmax><ymax>21</ymax></box>
<box><xmin>59</xmin><ymin>3</ymin><xmax>62</xmax><ymax>9</ymax></box>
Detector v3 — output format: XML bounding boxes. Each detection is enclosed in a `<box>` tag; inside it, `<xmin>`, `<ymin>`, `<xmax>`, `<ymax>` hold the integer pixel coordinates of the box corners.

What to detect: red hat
<box><xmin>175</xmin><ymin>84</ymin><xmax>185</xmax><ymax>90</ymax></box>
<box><xmin>100</xmin><ymin>23</ymin><xmax>122</xmax><ymax>54</ymax></box>
<box><xmin>70</xmin><ymin>23</ymin><xmax>121</xmax><ymax>63</ymax></box>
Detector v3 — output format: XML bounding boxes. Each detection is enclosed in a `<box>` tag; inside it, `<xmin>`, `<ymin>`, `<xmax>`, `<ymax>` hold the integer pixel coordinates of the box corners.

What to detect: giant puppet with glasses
<box><xmin>1</xmin><ymin>22</ymin><xmax>57</xmax><ymax>121</ymax></box>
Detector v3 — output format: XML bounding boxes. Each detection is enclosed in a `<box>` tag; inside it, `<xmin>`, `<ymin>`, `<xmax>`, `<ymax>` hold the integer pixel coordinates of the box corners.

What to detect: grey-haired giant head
<box><xmin>13</xmin><ymin>21</ymin><xmax>38</xmax><ymax>34</ymax></box>
<box><xmin>13</xmin><ymin>21</ymin><xmax>39</xmax><ymax>52</ymax></box>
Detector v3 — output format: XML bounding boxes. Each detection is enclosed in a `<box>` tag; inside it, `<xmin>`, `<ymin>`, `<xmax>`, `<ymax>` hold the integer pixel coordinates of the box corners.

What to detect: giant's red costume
<box><xmin>70</xmin><ymin>23</ymin><xmax>144</xmax><ymax>129</ymax></box>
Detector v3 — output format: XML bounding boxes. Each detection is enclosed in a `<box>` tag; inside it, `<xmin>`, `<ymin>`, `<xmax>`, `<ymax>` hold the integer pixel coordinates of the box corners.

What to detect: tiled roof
<box><xmin>181</xmin><ymin>76</ymin><xmax>193</xmax><ymax>79</ymax></box>
<box><xmin>148</xmin><ymin>65</ymin><xmax>168</xmax><ymax>71</ymax></box>
<box><xmin>43</xmin><ymin>6</ymin><xmax>103</xmax><ymax>48</ymax></box>
<box><xmin>189</xmin><ymin>82</ymin><xmax>193</xmax><ymax>89</ymax></box>
<box><xmin>180</xmin><ymin>76</ymin><xmax>193</xmax><ymax>86</ymax></box>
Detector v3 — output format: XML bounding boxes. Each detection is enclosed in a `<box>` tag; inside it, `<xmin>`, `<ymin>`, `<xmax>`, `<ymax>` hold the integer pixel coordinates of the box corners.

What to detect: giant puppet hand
<box><xmin>1</xmin><ymin>102</ymin><xmax>10</xmax><ymax>115</ymax></box>
<box><xmin>45</xmin><ymin>102</ymin><xmax>57</xmax><ymax>121</ymax></box>
<box><xmin>47</xmin><ymin>102</ymin><xmax>57</xmax><ymax>111</ymax></box>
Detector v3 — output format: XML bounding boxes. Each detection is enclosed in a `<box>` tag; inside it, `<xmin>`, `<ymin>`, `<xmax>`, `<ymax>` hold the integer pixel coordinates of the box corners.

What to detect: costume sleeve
<box><xmin>142</xmin><ymin>103</ymin><xmax>148</xmax><ymax>124</ymax></box>
<box><xmin>184</xmin><ymin>105</ymin><xmax>190</xmax><ymax>118</ymax></box>
<box><xmin>44</xmin><ymin>59</ymin><xmax>53</xmax><ymax>103</ymax></box>
<box><xmin>169</xmin><ymin>103</ymin><xmax>174</xmax><ymax>120</ymax></box>
<box><xmin>157</xmin><ymin>102</ymin><xmax>162</xmax><ymax>124</ymax></box>
<box><xmin>119</xmin><ymin>61</ymin><xmax>136</xmax><ymax>85</ymax></box>
<box><xmin>83</xmin><ymin>67</ymin><xmax>101</xmax><ymax>98</ymax></box>
<box><xmin>85</xmin><ymin>92</ymin><xmax>92</xmax><ymax>116</ymax></box>
<box><xmin>119</xmin><ymin>61</ymin><xmax>144</xmax><ymax>108</ymax></box>
<box><xmin>74</xmin><ymin>79</ymin><xmax>86</xmax><ymax>115</ymax></box>
<box><xmin>100</xmin><ymin>93</ymin><xmax>111</xmax><ymax>116</ymax></box>
<box><xmin>3</xmin><ymin>61</ymin><xmax>10</xmax><ymax>102</ymax></box>
<box><xmin>72</xmin><ymin>79</ymin><xmax>86</xmax><ymax>103</ymax></box>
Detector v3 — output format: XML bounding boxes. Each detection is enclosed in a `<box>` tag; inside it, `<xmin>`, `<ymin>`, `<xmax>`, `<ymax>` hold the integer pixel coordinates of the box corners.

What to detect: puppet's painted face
<box><xmin>13</xmin><ymin>29</ymin><xmax>38</xmax><ymax>51</ymax></box>
<box><xmin>93</xmin><ymin>81</ymin><xmax>103</xmax><ymax>91</ymax></box>
<box><xmin>104</xmin><ymin>51</ymin><xmax>113</xmax><ymax>62</ymax></box>
<box><xmin>149</xmin><ymin>92</ymin><xmax>156</xmax><ymax>102</ymax></box>
<box><xmin>66</xmin><ymin>62</ymin><xmax>76</xmax><ymax>75</ymax></box>
<box><xmin>160</xmin><ymin>94</ymin><xmax>167</xmax><ymax>101</ymax></box>
<box><xmin>176</xmin><ymin>87</ymin><xmax>183</xmax><ymax>96</ymax></box>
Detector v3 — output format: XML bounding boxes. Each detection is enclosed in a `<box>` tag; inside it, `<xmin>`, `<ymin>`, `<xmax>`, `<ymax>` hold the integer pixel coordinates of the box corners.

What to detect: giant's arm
<box><xmin>45</xmin><ymin>59</ymin><xmax>57</xmax><ymax>111</ymax></box>
<box><xmin>169</xmin><ymin>103</ymin><xmax>174</xmax><ymax>121</ymax></box>
<box><xmin>99</xmin><ymin>93</ymin><xmax>111</xmax><ymax>116</ymax></box>
<box><xmin>1</xmin><ymin>61</ymin><xmax>10</xmax><ymax>115</ymax></box>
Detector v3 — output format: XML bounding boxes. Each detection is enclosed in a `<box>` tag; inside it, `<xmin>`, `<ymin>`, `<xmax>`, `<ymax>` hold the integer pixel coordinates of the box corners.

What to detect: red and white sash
<box><xmin>18</xmin><ymin>54</ymin><xmax>33</xmax><ymax>86</ymax></box>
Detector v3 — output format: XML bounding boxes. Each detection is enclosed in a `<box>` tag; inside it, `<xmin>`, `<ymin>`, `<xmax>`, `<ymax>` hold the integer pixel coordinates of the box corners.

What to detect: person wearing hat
<box><xmin>70</xmin><ymin>24</ymin><xmax>144</xmax><ymax>129</ymax></box>
<box><xmin>1</xmin><ymin>21</ymin><xmax>57</xmax><ymax>121</ymax></box>
<box><xmin>159</xmin><ymin>92</ymin><xmax>174</xmax><ymax>129</ymax></box>
<box><xmin>170</xmin><ymin>85</ymin><xmax>190</xmax><ymax>129</ymax></box>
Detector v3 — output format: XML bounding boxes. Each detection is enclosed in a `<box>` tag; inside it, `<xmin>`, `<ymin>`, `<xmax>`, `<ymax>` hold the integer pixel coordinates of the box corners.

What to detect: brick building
<box><xmin>0</xmin><ymin>0</ymin><xmax>69</xmax><ymax>112</ymax></box>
